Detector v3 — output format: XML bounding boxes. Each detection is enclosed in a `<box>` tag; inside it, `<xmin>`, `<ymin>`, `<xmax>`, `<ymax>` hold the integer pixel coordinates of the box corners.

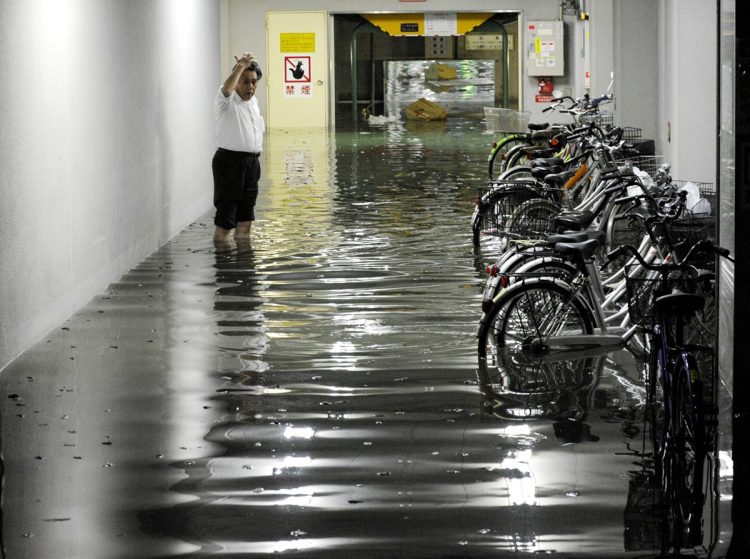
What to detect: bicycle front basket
<box><xmin>624</xmin><ymin>266</ymin><xmax>660</xmax><ymax>328</ymax></box>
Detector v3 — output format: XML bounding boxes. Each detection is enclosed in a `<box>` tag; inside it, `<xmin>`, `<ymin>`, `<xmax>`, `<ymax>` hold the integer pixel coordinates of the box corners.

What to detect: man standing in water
<box><xmin>212</xmin><ymin>52</ymin><xmax>265</xmax><ymax>243</ymax></box>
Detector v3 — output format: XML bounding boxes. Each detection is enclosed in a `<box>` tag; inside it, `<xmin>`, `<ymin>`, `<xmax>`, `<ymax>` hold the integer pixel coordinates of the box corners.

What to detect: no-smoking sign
<box><xmin>284</xmin><ymin>56</ymin><xmax>311</xmax><ymax>83</ymax></box>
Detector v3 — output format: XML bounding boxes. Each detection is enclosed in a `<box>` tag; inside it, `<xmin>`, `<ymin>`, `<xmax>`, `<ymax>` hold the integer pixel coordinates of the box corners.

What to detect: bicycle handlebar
<box><xmin>542</xmin><ymin>96</ymin><xmax>580</xmax><ymax>113</ymax></box>
<box><xmin>603</xmin><ymin>240</ymin><xmax>732</xmax><ymax>272</ymax></box>
<box><xmin>613</xmin><ymin>189</ymin><xmax>687</xmax><ymax>216</ymax></box>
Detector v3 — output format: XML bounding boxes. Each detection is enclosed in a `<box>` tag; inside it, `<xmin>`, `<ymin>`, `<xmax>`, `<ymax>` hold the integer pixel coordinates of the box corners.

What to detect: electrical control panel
<box><xmin>425</xmin><ymin>36</ymin><xmax>455</xmax><ymax>59</ymax></box>
<box><xmin>526</xmin><ymin>20</ymin><xmax>565</xmax><ymax>76</ymax></box>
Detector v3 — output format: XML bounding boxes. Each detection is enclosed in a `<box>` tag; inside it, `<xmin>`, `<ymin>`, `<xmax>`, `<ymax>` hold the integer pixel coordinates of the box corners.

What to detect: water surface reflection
<box><xmin>142</xmin><ymin>121</ymin><xmax>654</xmax><ymax>558</ymax></box>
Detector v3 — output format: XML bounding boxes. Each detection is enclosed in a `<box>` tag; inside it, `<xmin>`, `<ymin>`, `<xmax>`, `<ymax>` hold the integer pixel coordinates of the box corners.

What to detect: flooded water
<box><xmin>0</xmin><ymin>118</ymin><xmax>732</xmax><ymax>558</ymax></box>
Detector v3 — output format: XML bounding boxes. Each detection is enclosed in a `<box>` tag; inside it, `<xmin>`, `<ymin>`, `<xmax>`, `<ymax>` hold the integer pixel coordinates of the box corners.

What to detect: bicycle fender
<box><xmin>483</xmin><ymin>256</ymin><xmax>574</xmax><ymax>304</ymax></box>
<box><xmin>514</xmin><ymin>256</ymin><xmax>573</xmax><ymax>276</ymax></box>
<box><xmin>487</xmin><ymin>134</ymin><xmax>524</xmax><ymax>162</ymax></box>
<box><xmin>470</xmin><ymin>207</ymin><xmax>480</xmax><ymax>229</ymax></box>
<box><xmin>491</xmin><ymin>285</ymin><xmax>509</xmax><ymax>305</ymax></box>
<box><xmin>497</xmin><ymin>251</ymin><xmax>541</xmax><ymax>274</ymax></box>
<box><xmin>488</xmin><ymin>144</ymin><xmax>500</xmax><ymax>163</ymax></box>
<box><xmin>496</xmin><ymin>166</ymin><xmax>533</xmax><ymax>181</ymax></box>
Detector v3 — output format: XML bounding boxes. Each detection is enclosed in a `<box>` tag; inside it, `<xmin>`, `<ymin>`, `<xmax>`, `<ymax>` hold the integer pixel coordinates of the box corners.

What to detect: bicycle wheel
<box><xmin>504</xmin><ymin>198</ymin><xmax>561</xmax><ymax>242</ymax></box>
<box><xmin>479</xmin><ymin>280</ymin><xmax>595</xmax><ymax>359</ymax></box>
<box><xmin>663</xmin><ymin>357</ymin><xmax>706</xmax><ymax>551</ymax></box>
<box><xmin>647</xmin><ymin>333</ymin><xmax>665</xmax><ymax>441</ymax></box>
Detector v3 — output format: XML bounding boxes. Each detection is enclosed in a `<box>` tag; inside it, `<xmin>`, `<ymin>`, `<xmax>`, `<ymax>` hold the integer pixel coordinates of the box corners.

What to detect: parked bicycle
<box><xmin>609</xmin><ymin>239</ymin><xmax>732</xmax><ymax>554</ymax></box>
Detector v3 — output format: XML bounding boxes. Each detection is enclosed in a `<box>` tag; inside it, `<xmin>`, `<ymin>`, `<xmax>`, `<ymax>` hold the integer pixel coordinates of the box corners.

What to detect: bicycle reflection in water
<box><xmin>475</xmin><ymin>345</ymin><xmax>720</xmax><ymax>557</ymax></box>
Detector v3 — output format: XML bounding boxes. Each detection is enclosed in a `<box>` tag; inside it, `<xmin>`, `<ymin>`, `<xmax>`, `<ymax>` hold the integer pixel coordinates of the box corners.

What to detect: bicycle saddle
<box><xmin>553</xmin><ymin>210</ymin><xmax>596</xmax><ymax>231</ymax></box>
<box><xmin>525</xmin><ymin>147</ymin><xmax>557</xmax><ymax>159</ymax></box>
<box><xmin>531</xmin><ymin>157</ymin><xmax>565</xmax><ymax>168</ymax></box>
<box><xmin>547</xmin><ymin>230</ymin><xmax>606</xmax><ymax>246</ymax></box>
<box><xmin>553</xmin><ymin>238</ymin><xmax>600</xmax><ymax>260</ymax></box>
<box><xmin>528</xmin><ymin>122</ymin><xmax>550</xmax><ymax>131</ymax></box>
<box><xmin>531</xmin><ymin>166</ymin><xmax>563</xmax><ymax>180</ymax></box>
<box><xmin>530</xmin><ymin>130</ymin><xmax>554</xmax><ymax>141</ymax></box>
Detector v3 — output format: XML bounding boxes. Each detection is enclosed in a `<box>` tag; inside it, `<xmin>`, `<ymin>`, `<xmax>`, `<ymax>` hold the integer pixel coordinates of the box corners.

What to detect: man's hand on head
<box><xmin>234</xmin><ymin>52</ymin><xmax>255</xmax><ymax>69</ymax></box>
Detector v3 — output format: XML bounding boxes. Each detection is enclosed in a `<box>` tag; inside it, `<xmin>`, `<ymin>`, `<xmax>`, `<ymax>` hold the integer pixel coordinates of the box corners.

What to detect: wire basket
<box><xmin>665</xmin><ymin>180</ymin><xmax>717</xmax><ymax>261</ymax></box>
<box><xmin>484</xmin><ymin>107</ymin><xmax>532</xmax><ymax>133</ymax></box>
<box><xmin>670</xmin><ymin>180</ymin><xmax>715</xmax><ymax>217</ymax></box>
<box><xmin>625</xmin><ymin>267</ymin><xmax>661</xmax><ymax>328</ymax></box>
<box><xmin>668</xmin><ymin>218</ymin><xmax>717</xmax><ymax>265</ymax></box>
<box><xmin>628</xmin><ymin>155</ymin><xmax>666</xmax><ymax>177</ymax></box>
<box><xmin>581</xmin><ymin>111</ymin><xmax>614</xmax><ymax>127</ymax></box>
<box><xmin>668</xmin><ymin>218</ymin><xmax>715</xmax><ymax>244</ymax></box>
<box><xmin>625</xmin><ymin>264</ymin><xmax>715</xmax><ymax>330</ymax></box>
<box><xmin>621</xmin><ymin>127</ymin><xmax>642</xmax><ymax>142</ymax></box>
<box><xmin>478</xmin><ymin>182</ymin><xmax>556</xmax><ymax>241</ymax></box>
<box><xmin>480</xmin><ymin>184</ymin><xmax>539</xmax><ymax>236</ymax></box>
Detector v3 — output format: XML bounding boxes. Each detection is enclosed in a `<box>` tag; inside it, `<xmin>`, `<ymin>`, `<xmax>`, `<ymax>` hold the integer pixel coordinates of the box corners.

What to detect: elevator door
<box><xmin>266</xmin><ymin>11</ymin><xmax>330</xmax><ymax>128</ymax></box>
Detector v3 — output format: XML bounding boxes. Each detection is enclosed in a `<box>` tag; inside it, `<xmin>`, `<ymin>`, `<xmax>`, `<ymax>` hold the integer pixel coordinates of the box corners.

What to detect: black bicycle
<box><xmin>610</xmin><ymin>239</ymin><xmax>732</xmax><ymax>555</ymax></box>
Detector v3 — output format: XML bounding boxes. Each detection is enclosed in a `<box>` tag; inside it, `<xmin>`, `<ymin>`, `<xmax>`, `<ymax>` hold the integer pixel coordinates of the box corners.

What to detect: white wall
<box><xmin>0</xmin><ymin>0</ymin><xmax>220</xmax><ymax>370</ymax></box>
<box><xmin>576</xmin><ymin>0</ymin><xmax>716</xmax><ymax>180</ymax></box>
<box><xmin>658</xmin><ymin>0</ymin><xmax>717</xmax><ymax>182</ymax></box>
<box><xmin>613</xmin><ymin>0</ymin><xmax>659</xmax><ymax>141</ymax></box>
<box><xmin>589</xmin><ymin>0</ymin><xmax>615</xmax><ymax>103</ymax></box>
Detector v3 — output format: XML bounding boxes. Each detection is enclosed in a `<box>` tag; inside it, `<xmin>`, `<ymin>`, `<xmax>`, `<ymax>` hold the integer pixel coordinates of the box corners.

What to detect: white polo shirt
<box><xmin>215</xmin><ymin>88</ymin><xmax>265</xmax><ymax>153</ymax></box>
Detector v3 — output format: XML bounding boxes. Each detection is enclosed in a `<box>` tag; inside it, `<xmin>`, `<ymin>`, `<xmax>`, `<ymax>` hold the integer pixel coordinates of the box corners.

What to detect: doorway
<box><xmin>332</xmin><ymin>12</ymin><xmax>522</xmax><ymax>125</ymax></box>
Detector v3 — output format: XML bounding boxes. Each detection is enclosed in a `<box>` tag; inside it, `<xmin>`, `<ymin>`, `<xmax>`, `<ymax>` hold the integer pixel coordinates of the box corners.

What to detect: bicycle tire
<box><xmin>478</xmin><ymin>279</ymin><xmax>595</xmax><ymax>359</ymax></box>
<box><xmin>488</xmin><ymin>136</ymin><xmax>532</xmax><ymax>179</ymax></box>
<box><xmin>662</xmin><ymin>354</ymin><xmax>706</xmax><ymax>551</ymax></box>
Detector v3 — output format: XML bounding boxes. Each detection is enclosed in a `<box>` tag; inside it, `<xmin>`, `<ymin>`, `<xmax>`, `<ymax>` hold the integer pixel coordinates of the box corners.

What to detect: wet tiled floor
<box><xmin>0</xmin><ymin>119</ymin><xmax>733</xmax><ymax>558</ymax></box>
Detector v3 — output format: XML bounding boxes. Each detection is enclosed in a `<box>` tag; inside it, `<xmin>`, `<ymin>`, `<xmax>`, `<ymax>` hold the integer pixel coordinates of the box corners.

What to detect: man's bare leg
<box><xmin>214</xmin><ymin>226</ymin><xmax>233</xmax><ymax>242</ymax></box>
<box><xmin>235</xmin><ymin>221</ymin><xmax>252</xmax><ymax>240</ymax></box>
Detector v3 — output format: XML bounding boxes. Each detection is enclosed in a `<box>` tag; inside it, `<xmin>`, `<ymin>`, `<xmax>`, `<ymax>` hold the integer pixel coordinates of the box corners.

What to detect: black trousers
<box><xmin>212</xmin><ymin>148</ymin><xmax>261</xmax><ymax>229</ymax></box>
